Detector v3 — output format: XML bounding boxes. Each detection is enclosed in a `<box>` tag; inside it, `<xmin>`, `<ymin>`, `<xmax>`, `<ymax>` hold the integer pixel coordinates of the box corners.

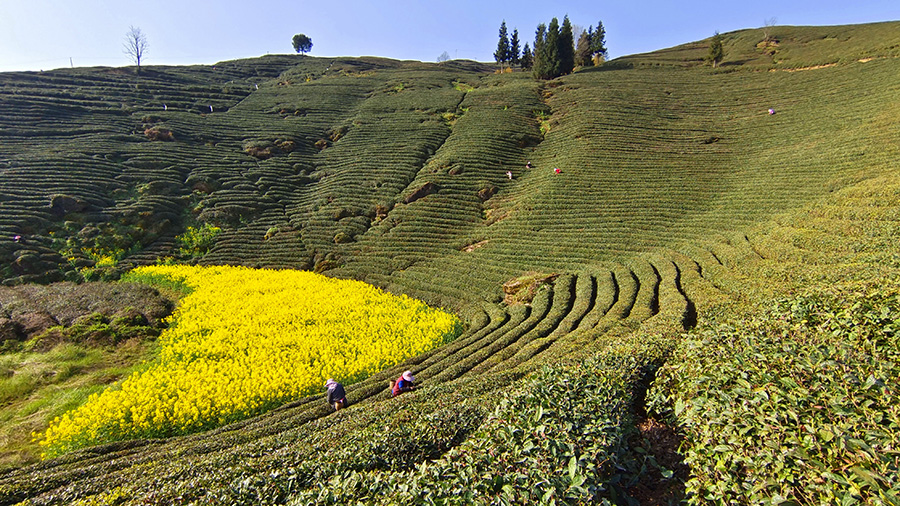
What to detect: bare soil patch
<box><xmin>628</xmin><ymin>418</ymin><xmax>689</xmax><ymax>505</ymax></box>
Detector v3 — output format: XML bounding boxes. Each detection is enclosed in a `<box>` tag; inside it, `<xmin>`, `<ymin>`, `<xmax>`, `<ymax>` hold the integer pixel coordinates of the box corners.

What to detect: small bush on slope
<box><xmin>649</xmin><ymin>285</ymin><xmax>900</xmax><ymax>504</ymax></box>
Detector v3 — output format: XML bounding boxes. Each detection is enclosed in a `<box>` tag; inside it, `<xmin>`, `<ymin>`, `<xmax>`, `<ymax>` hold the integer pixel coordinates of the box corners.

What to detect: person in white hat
<box><xmin>390</xmin><ymin>370</ymin><xmax>416</xmax><ymax>397</ymax></box>
<box><xmin>324</xmin><ymin>379</ymin><xmax>347</xmax><ymax>411</ymax></box>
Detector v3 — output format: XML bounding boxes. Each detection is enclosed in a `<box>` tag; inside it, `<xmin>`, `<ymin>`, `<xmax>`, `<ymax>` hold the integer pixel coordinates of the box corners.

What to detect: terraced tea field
<box><xmin>1</xmin><ymin>21</ymin><xmax>899</xmax><ymax>504</ymax></box>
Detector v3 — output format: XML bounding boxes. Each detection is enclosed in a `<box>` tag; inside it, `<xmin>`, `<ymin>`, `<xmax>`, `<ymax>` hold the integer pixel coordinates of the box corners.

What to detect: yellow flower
<box><xmin>39</xmin><ymin>265</ymin><xmax>461</xmax><ymax>457</ymax></box>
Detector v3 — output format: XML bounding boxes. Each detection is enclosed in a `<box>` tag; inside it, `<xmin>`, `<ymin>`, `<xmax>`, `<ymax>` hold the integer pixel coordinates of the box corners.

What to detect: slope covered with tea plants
<box><xmin>1</xmin><ymin>21</ymin><xmax>899</xmax><ymax>504</ymax></box>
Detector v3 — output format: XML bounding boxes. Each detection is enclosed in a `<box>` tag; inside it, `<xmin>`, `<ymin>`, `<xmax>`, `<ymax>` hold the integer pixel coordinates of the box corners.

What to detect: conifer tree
<box><xmin>707</xmin><ymin>31</ymin><xmax>725</xmax><ymax>67</ymax></box>
<box><xmin>510</xmin><ymin>29</ymin><xmax>521</xmax><ymax>66</ymax></box>
<box><xmin>532</xmin><ymin>23</ymin><xmax>548</xmax><ymax>79</ymax></box>
<box><xmin>521</xmin><ymin>42</ymin><xmax>533</xmax><ymax>69</ymax></box>
<box><xmin>576</xmin><ymin>28</ymin><xmax>593</xmax><ymax>67</ymax></box>
<box><xmin>591</xmin><ymin>21</ymin><xmax>608</xmax><ymax>63</ymax></box>
<box><xmin>558</xmin><ymin>16</ymin><xmax>575</xmax><ymax>75</ymax></box>
<box><xmin>545</xmin><ymin>18</ymin><xmax>561</xmax><ymax>78</ymax></box>
<box><xmin>494</xmin><ymin>21</ymin><xmax>510</xmax><ymax>68</ymax></box>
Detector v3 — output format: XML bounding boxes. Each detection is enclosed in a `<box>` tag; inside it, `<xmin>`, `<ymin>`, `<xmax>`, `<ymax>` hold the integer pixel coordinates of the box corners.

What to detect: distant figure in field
<box><xmin>13</xmin><ymin>235</ymin><xmax>22</xmax><ymax>243</ymax></box>
<box><xmin>768</xmin><ymin>108</ymin><xmax>776</xmax><ymax>115</ymax></box>
<box><xmin>506</xmin><ymin>170</ymin><xmax>513</xmax><ymax>180</ymax></box>
<box><xmin>554</xmin><ymin>167</ymin><xmax>561</xmax><ymax>174</ymax></box>
<box><xmin>525</xmin><ymin>161</ymin><xmax>533</xmax><ymax>169</ymax></box>
<box><xmin>325</xmin><ymin>379</ymin><xmax>348</xmax><ymax>411</ymax></box>
<box><xmin>391</xmin><ymin>370</ymin><xmax>416</xmax><ymax>397</ymax></box>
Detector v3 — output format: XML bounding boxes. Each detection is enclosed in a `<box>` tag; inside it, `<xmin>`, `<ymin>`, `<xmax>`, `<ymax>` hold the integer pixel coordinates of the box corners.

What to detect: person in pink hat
<box><xmin>391</xmin><ymin>370</ymin><xmax>416</xmax><ymax>397</ymax></box>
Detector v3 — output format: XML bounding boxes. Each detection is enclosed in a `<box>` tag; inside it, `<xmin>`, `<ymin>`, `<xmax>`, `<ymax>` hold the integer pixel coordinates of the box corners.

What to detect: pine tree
<box><xmin>545</xmin><ymin>18</ymin><xmax>561</xmax><ymax>78</ymax></box>
<box><xmin>494</xmin><ymin>21</ymin><xmax>510</xmax><ymax>68</ymax></box>
<box><xmin>558</xmin><ymin>16</ymin><xmax>575</xmax><ymax>75</ymax></box>
<box><xmin>707</xmin><ymin>31</ymin><xmax>725</xmax><ymax>67</ymax></box>
<box><xmin>509</xmin><ymin>29</ymin><xmax>521</xmax><ymax>66</ymax></box>
<box><xmin>521</xmin><ymin>42</ymin><xmax>533</xmax><ymax>69</ymax></box>
<box><xmin>532</xmin><ymin>23</ymin><xmax>548</xmax><ymax>79</ymax></box>
<box><xmin>576</xmin><ymin>28</ymin><xmax>592</xmax><ymax>67</ymax></box>
<box><xmin>591</xmin><ymin>21</ymin><xmax>607</xmax><ymax>63</ymax></box>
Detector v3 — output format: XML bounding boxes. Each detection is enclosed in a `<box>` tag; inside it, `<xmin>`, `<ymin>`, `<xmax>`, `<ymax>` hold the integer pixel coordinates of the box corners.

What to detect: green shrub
<box><xmin>175</xmin><ymin>223</ymin><xmax>221</xmax><ymax>259</ymax></box>
<box><xmin>333</xmin><ymin>232</ymin><xmax>353</xmax><ymax>244</ymax></box>
<box><xmin>453</xmin><ymin>81</ymin><xmax>475</xmax><ymax>93</ymax></box>
<box><xmin>34</xmin><ymin>310</ymin><xmax>159</xmax><ymax>349</ymax></box>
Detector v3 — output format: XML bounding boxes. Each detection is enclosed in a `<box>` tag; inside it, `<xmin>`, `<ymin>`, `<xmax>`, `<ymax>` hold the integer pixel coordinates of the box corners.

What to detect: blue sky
<box><xmin>1</xmin><ymin>1</ymin><xmax>898</xmax><ymax>72</ymax></box>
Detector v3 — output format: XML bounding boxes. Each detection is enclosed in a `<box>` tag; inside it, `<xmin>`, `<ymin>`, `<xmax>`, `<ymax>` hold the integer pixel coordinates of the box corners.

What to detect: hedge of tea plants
<box><xmin>648</xmin><ymin>154</ymin><xmax>900</xmax><ymax>504</ymax></box>
<box><xmin>281</xmin><ymin>331</ymin><xmax>675</xmax><ymax>505</ymax></box>
<box><xmin>650</xmin><ymin>287</ymin><xmax>900</xmax><ymax>504</ymax></box>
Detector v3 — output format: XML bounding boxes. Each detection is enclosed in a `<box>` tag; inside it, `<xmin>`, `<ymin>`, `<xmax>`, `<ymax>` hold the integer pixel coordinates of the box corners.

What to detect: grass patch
<box><xmin>0</xmin><ymin>340</ymin><xmax>156</xmax><ymax>470</ymax></box>
<box><xmin>535</xmin><ymin>109</ymin><xmax>551</xmax><ymax>136</ymax></box>
<box><xmin>119</xmin><ymin>269</ymin><xmax>194</xmax><ymax>299</ymax></box>
<box><xmin>453</xmin><ymin>80</ymin><xmax>475</xmax><ymax>93</ymax></box>
<box><xmin>0</xmin><ymin>281</ymin><xmax>173</xmax><ymax>470</ymax></box>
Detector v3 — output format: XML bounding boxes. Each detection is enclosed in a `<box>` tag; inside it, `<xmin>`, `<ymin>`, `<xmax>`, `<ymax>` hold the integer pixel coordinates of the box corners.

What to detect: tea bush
<box><xmin>650</xmin><ymin>286</ymin><xmax>900</xmax><ymax>504</ymax></box>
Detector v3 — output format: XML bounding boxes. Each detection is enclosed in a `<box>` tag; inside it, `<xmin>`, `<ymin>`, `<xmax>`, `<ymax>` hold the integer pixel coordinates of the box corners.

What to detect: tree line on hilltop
<box><xmin>494</xmin><ymin>17</ymin><xmax>607</xmax><ymax>79</ymax></box>
<box><xmin>494</xmin><ymin>16</ymin><xmax>727</xmax><ymax>78</ymax></box>
<box><xmin>121</xmin><ymin>22</ymin><xmax>722</xmax><ymax>81</ymax></box>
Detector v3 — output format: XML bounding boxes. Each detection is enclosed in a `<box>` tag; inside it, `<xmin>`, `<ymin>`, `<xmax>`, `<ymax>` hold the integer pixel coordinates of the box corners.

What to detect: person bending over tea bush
<box><xmin>391</xmin><ymin>370</ymin><xmax>416</xmax><ymax>397</ymax></box>
<box><xmin>325</xmin><ymin>379</ymin><xmax>348</xmax><ymax>411</ymax></box>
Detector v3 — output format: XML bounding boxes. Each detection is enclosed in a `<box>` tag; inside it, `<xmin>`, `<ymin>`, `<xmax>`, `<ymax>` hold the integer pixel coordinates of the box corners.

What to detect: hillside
<box><xmin>1</xmin><ymin>21</ymin><xmax>899</xmax><ymax>504</ymax></box>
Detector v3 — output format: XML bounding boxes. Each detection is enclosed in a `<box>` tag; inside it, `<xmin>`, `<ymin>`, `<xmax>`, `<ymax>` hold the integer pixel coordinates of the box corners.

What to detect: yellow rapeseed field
<box><xmin>37</xmin><ymin>265</ymin><xmax>462</xmax><ymax>457</ymax></box>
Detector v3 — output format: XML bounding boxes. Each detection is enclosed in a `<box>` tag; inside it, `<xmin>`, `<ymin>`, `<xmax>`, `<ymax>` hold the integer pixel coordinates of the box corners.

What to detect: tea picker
<box><xmin>325</xmin><ymin>379</ymin><xmax>348</xmax><ymax>411</ymax></box>
<box><xmin>391</xmin><ymin>370</ymin><xmax>416</xmax><ymax>397</ymax></box>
